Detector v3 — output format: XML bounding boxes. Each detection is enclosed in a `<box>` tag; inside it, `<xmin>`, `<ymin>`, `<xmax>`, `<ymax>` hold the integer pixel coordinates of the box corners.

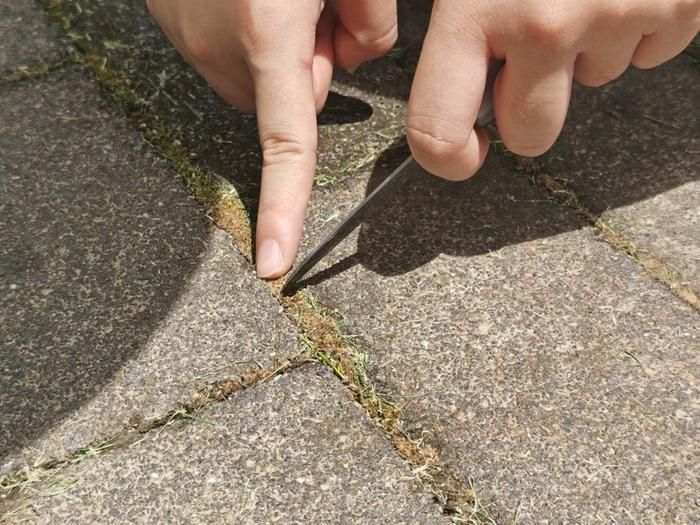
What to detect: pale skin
<box><xmin>147</xmin><ymin>0</ymin><xmax>700</xmax><ymax>278</ymax></box>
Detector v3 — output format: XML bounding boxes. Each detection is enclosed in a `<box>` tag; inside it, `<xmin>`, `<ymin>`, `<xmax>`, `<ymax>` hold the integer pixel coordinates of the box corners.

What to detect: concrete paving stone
<box><xmin>0</xmin><ymin>66</ymin><xmax>300</xmax><ymax>472</ymax></box>
<box><xmin>541</xmin><ymin>56</ymin><xmax>700</xmax><ymax>291</ymax></box>
<box><xmin>6</xmin><ymin>366</ymin><xmax>448</xmax><ymax>524</ymax></box>
<box><xmin>299</xmin><ymin>153</ymin><xmax>700</xmax><ymax>522</ymax></box>
<box><xmin>0</xmin><ymin>0</ymin><xmax>69</xmax><ymax>76</ymax></box>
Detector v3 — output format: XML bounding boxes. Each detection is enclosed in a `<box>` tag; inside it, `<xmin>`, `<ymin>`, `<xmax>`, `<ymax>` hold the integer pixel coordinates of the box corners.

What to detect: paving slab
<box><xmin>541</xmin><ymin>56</ymin><xmax>700</xmax><ymax>291</ymax></box>
<box><xmin>300</xmin><ymin>152</ymin><xmax>700</xmax><ymax>522</ymax></box>
<box><xmin>5</xmin><ymin>366</ymin><xmax>448</xmax><ymax>524</ymax></box>
<box><xmin>0</xmin><ymin>0</ymin><xmax>68</xmax><ymax>76</ymax></box>
<box><xmin>0</xmin><ymin>67</ymin><xmax>300</xmax><ymax>472</ymax></box>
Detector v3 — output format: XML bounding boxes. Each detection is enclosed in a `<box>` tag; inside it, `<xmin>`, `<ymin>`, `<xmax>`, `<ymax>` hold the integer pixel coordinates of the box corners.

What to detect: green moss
<box><xmin>0</xmin><ymin>55</ymin><xmax>81</xmax><ymax>86</ymax></box>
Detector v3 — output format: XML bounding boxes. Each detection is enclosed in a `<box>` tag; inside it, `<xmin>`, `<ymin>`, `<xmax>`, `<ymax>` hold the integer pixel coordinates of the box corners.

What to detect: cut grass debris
<box><xmin>0</xmin><ymin>438</ymin><xmax>116</xmax><ymax>518</ymax></box>
<box><xmin>281</xmin><ymin>288</ymin><xmax>493</xmax><ymax>520</ymax></box>
<box><xmin>314</xmin><ymin>170</ymin><xmax>337</xmax><ymax>188</ymax></box>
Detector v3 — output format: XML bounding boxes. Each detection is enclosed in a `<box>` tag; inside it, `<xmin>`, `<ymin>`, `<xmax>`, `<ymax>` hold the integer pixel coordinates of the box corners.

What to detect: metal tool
<box><xmin>281</xmin><ymin>61</ymin><xmax>503</xmax><ymax>296</ymax></box>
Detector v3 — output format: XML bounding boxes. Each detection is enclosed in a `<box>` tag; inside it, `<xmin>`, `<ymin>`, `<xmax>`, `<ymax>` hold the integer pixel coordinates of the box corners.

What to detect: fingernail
<box><xmin>256</xmin><ymin>239</ymin><xmax>285</xmax><ymax>279</ymax></box>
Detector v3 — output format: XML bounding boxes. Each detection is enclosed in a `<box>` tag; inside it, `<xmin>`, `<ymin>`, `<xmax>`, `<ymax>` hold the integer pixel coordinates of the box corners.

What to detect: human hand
<box><xmin>146</xmin><ymin>0</ymin><xmax>398</xmax><ymax>278</ymax></box>
<box><xmin>407</xmin><ymin>0</ymin><xmax>700</xmax><ymax>180</ymax></box>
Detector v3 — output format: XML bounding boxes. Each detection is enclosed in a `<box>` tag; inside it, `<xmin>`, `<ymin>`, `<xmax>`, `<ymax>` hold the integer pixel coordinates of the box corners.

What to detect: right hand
<box><xmin>407</xmin><ymin>0</ymin><xmax>700</xmax><ymax>181</ymax></box>
<box><xmin>147</xmin><ymin>0</ymin><xmax>398</xmax><ymax>278</ymax></box>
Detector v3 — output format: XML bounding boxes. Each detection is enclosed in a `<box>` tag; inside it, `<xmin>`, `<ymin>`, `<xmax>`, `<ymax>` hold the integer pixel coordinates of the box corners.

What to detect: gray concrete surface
<box><xmin>1</xmin><ymin>1</ymin><xmax>698</xmax><ymax>522</ymax></box>
<box><xmin>306</xmin><ymin>156</ymin><xmax>700</xmax><ymax>522</ymax></box>
<box><xmin>0</xmin><ymin>0</ymin><xmax>68</xmax><ymax>76</ymax></box>
<box><xmin>0</xmin><ymin>67</ymin><xmax>300</xmax><ymax>472</ymax></box>
<box><xmin>542</xmin><ymin>56</ymin><xmax>700</xmax><ymax>291</ymax></box>
<box><xmin>5</xmin><ymin>366</ymin><xmax>448</xmax><ymax>524</ymax></box>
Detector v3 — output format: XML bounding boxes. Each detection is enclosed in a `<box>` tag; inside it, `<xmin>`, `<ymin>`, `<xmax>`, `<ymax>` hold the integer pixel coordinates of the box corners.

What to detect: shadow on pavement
<box><xmin>0</xmin><ymin>68</ymin><xmax>209</xmax><ymax>464</ymax></box>
<box><xmin>305</xmin><ymin>54</ymin><xmax>699</xmax><ymax>283</ymax></box>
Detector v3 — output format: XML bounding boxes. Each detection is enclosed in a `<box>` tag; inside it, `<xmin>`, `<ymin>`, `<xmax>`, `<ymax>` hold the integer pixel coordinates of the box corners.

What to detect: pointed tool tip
<box><xmin>280</xmin><ymin>281</ymin><xmax>297</xmax><ymax>297</ymax></box>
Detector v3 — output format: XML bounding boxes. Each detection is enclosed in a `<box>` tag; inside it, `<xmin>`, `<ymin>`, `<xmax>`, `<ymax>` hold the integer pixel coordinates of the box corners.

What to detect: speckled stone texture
<box><xmin>7</xmin><ymin>366</ymin><xmax>448</xmax><ymax>524</ymax></box>
<box><xmin>541</xmin><ymin>56</ymin><xmax>700</xmax><ymax>291</ymax></box>
<box><xmin>303</xmin><ymin>155</ymin><xmax>700</xmax><ymax>522</ymax></box>
<box><xmin>0</xmin><ymin>67</ymin><xmax>300</xmax><ymax>472</ymax></box>
<box><xmin>0</xmin><ymin>0</ymin><xmax>68</xmax><ymax>75</ymax></box>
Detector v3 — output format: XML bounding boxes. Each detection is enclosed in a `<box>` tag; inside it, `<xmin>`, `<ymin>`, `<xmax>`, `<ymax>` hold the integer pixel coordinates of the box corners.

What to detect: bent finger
<box><xmin>494</xmin><ymin>51</ymin><xmax>574</xmax><ymax>157</ymax></box>
<box><xmin>406</xmin><ymin>8</ymin><xmax>490</xmax><ymax>181</ymax></box>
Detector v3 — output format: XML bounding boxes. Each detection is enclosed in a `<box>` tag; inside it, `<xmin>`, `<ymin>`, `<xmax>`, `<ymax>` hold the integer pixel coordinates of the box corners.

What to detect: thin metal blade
<box><xmin>281</xmin><ymin>155</ymin><xmax>418</xmax><ymax>295</ymax></box>
<box><xmin>280</xmin><ymin>60</ymin><xmax>504</xmax><ymax>295</ymax></box>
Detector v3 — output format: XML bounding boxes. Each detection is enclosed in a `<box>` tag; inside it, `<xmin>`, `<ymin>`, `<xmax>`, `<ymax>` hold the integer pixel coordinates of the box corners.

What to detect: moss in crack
<box><xmin>0</xmin><ymin>55</ymin><xmax>81</xmax><ymax>86</ymax></box>
<box><xmin>281</xmin><ymin>288</ymin><xmax>495</xmax><ymax>522</ymax></box>
<box><xmin>532</xmin><ymin>171</ymin><xmax>699</xmax><ymax>311</ymax></box>
<box><xmin>41</xmin><ymin>0</ymin><xmax>80</xmax><ymax>31</ymax></box>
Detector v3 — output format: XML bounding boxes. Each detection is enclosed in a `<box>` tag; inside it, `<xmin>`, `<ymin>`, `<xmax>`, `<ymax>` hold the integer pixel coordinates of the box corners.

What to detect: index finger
<box><xmin>249</xmin><ymin>27</ymin><xmax>319</xmax><ymax>279</ymax></box>
<box><xmin>334</xmin><ymin>0</ymin><xmax>398</xmax><ymax>71</ymax></box>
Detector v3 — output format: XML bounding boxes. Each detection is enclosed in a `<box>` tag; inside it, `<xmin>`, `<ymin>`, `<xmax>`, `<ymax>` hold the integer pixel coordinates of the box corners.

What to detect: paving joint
<box><xmin>506</xmin><ymin>153</ymin><xmax>700</xmax><ymax>311</ymax></box>
<box><xmin>37</xmin><ymin>1</ymin><xmax>696</xmax><ymax>521</ymax></box>
<box><xmin>0</xmin><ymin>54</ymin><xmax>81</xmax><ymax>86</ymax></box>
<box><xmin>278</xmin><ymin>287</ymin><xmax>497</xmax><ymax>522</ymax></box>
<box><xmin>0</xmin><ymin>353</ymin><xmax>312</xmax><ymax>517</ymax></box>
<box><xmin>484</xmin><ymin>131</ymin><xmax>699</xmax><ymax>310</ymax></box>
<box><xmin>36</xmin><ymin>4</ymin><xmax>497</xmax><ymax>520</ymax></box>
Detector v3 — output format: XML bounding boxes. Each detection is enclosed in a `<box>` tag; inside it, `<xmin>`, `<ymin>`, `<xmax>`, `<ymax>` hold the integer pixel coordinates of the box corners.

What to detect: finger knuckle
<box><xmin>521</xmin><ymin>11</ymin><xmax>575</xmax><ymax>50</ymax></box>
<box><xmin>630</xmin><ymin>49</ymin><xmax>661</xmax><ymax>69</ymax></box>
<box><xmin>257</xmin><ymin>196</ymin><xmax>298</xmax><ymax>222</ymax></box>
<box><xmin>406</xmin><ymin>117</ymin><xmax>468</xmax><ymax>164</ymax></box>
<box><xmin>673</xmin><ymin>0</ymin><xmax>700</xmax><ymax>20</ymax></box>
<box><xmin>181</xmin><ymin>27</ymin><xmax>216</xmax><ymax>64</ymax></box>
<box><xmin>577</xmin><ymin>75</ymin><xmax>612</xmax><ymax>88</ymax></box>
<box><xmin>356</xmin><ymin>22</ymin><xmax>399</xmax><ymax>57</ymax></box>
<box><xmin>576</xmin><ymin>66</ymin><xmax>625</xmax><ymax>87</ymax></box>
<box><xmin>260</xmin><ymin>133</ymin><xmax>313</xmax><ymax>168</ymax></box>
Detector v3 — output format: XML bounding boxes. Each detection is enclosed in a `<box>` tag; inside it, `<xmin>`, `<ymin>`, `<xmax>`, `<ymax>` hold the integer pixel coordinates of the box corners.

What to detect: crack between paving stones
<box><xmin>0</xmin><ymin>54</ymin><xmax>81</xmax><ymax>86</ymax></box>
<box><xmin>496</xmin><ymin>148</ymin><xmax>699</xmax><ymax>312</ymax></box>
<box><xmin>0</xmin><ymin>353</ymin><xmax>313</xmax><ymax>518</ymax></box>
<box><xmin>35</xmin><ymin>4</ymin><xmax>497</xmax><ymax>521</ymax></box>
<box><xmin>28</xmin><ymin>2</ymin><xmax>696</xmax><ymax>519</ymax></box>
